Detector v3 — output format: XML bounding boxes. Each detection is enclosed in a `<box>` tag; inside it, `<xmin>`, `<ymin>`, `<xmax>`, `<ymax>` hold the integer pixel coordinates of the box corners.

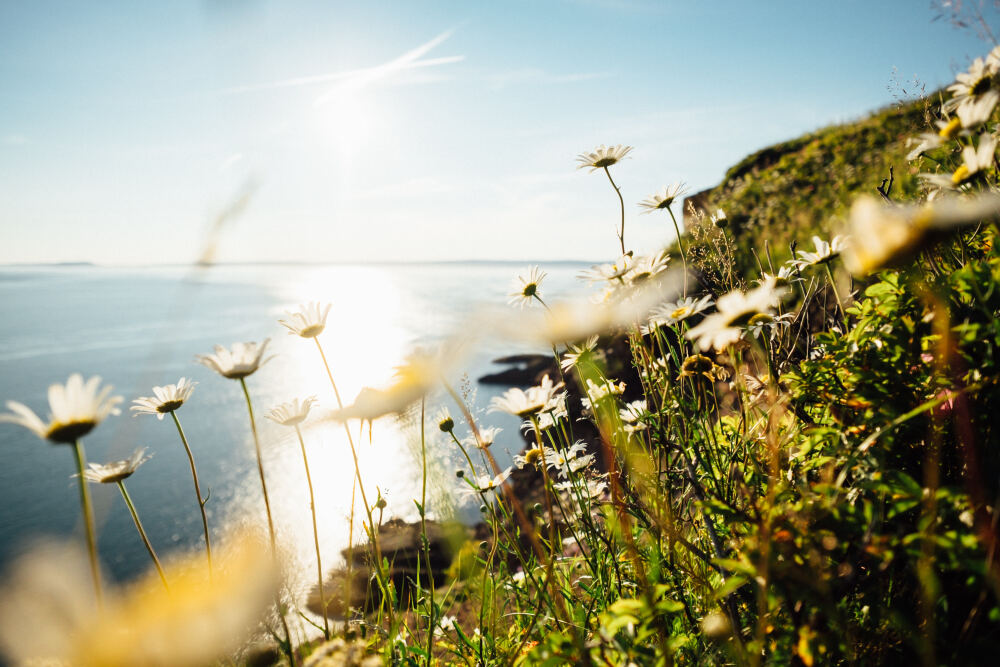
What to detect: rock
<box><xmin>478</xmin><ymin>354</ymin><xmax>553</xmax><ymax>385</ymax></box>
<box><xmin>307</xmin><ymin>519</ymin><xmax>470</xmax><ymax>616</ymax></box>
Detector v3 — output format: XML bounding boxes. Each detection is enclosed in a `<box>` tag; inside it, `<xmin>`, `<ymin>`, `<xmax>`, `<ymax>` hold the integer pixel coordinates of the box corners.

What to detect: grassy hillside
<box><xmin>684</xmin><ymin>93</ymin><xmax>939</xmax><ymax>276</ymax></box>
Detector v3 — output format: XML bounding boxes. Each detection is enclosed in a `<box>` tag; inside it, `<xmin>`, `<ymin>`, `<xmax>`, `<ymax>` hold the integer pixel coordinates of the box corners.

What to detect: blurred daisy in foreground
<box><xmin>0</xmin><ymin>535</ymin><xmax>277</xmax><ymax>667</ymax></box>
<box><xmin>685</xmin><ymin>281</ymin><xmax>785</xmax><ymax>351</ymax></box>
<box><xmin>509</xmin><ymin>265</ymin><xmax>547</xmax><ymax>308</ymax></box>
<box><xmin>843</xmin><ymin>192</ymin><xmax>1000</xmax><ymax>275</ymax></box>
<box><xmin>279</xmin><ymin>302</ymin><xmax>332</xmax><ymax>338</ymax></box>
<box><xmin>579</xmin><ymin>255</ymin><xmax>633</xmax><ymax>284</ymax></box>
<box><xmin>131</xmin><ymin>377</ymin><xmax>196</xmax><ymax>420</ymax></box>
<box><xmin>196</xmin><ymin>339</ymin><xmax>272</xmax><ymax>380</ymax></box>
<box><xmin>945</xmin><ymin>48</ymin><xmax>1000</xmax><ymax>114</ymax></box>
<box><xmin>638</xmin><ymin>182</ymin><xmax>689</xmax><ymax>213</ymax></box>
<box><xmin>575</xmin><ymin>144</ymin><xmax>633</xmax><ymax>171</ymax></box>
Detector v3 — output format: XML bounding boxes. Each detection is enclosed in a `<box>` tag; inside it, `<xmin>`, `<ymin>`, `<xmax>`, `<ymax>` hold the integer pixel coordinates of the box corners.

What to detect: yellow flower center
<box><xmin>952</xmin><ymin>164</ymin><xmax>971</xmax><ymax>185</ymax></box>
<box><xmin>938</xmin><ymin>117</ymin><xmax>961</xmax><ymax>140</ymax></box>
<box><xmin>523</xmin><ymin>448</ymin><xmax>543</xmax><ymax>466</ymax></box>
<box><xmin>299</xmin><ymin>324</ymin><xmax>324</xmax><ymax>338</ymax></box>
<box><xmin>46</xmin><ymin>419</ymin><xmax>97</xmax><ymax>444</ymax></box>
<box><xmin>670</xmin><ymin>306</ymin><xmax>691</xmax><ymax>320</ymax></box>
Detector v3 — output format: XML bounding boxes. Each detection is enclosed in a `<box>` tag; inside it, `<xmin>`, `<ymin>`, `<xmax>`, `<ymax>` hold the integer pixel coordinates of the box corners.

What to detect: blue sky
<box><xmin>0</xmin><ymin>0</ymin><xmax>993</xmax><ymax>265</ymax></box>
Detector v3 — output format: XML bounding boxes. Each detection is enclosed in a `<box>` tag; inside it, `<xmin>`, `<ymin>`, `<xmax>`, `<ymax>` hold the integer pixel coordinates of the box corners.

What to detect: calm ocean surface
<box><xmin>0</xmin><ymin>262</ymin><xmax>589</xmax><ymax>602</ymax></box>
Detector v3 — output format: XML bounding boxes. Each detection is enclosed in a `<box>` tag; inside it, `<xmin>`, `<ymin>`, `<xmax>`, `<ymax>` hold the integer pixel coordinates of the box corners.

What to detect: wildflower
<box><xmin>463</xmin><ymin>426</ymin><xmax>501</xmax><ymax>449</ymax></box>
<box><xmin>79</xmin><ymin>448</ymin><xmax>151</xmax><ymax>484</ymax></box>
<box><xmin>278</xmin><ymin>302</ymin><xmax>332</xmax><ymax>338</ymax></box>
<box><xmin>638</xmin><ymin>356</ymin><xmax>670</xmax><ymax>382</ymax></box>
<box><xmin>196</xmin><ymin>340</ymin><xmax>271</xmax><ymax>380</ymax></box>
<box><xmin>555</xmin><ymin>476</ymin><xmax>608</xmax><ymax>499</ymax></box>
<box><xmin>131</xmin><ymin>378</ymin><xmax>196</xmax><ymax>420</ymax></box>
<box><xmin>643</xmin><ymin>294</ymin><xmax>713</xmax><ymax>333</ymax></box>
<box><xmin>0</xmin><ymin>374</ymin><xmax>122</xmax><ymax>445</ymax></box>
<box><xmin>489</xmin><ymin>374</ymin><xmax>564</xmax><ymax>418</ymax></box>
<box><xmin>265</xmin><ymin>396</ymin><xmax>316</xmax><ymax>427</ymax></box>
<box><xmin>0</xmin><ymin>535</ymin><xmax>278</xmax><ymax>667</ymax></box>
<box><xmin>619</xmin><ymin>399</ymin><xmax>649</xmax><ymax>432</ymax></box>
<box><xmin>576</xmin><ymin>144</ymin><xmax>633</xmax><ymax>171</ymax></box>
<box><xmin>710</xmin><ymin>208</ymin><xmax>729</xmax><ymax>228</ymax></box>
<box><xmin>685</xmin><ymin>281</ymin><xmax>784</xmax><ymax>351</ymax></box>
<box><xmin>463</xmin><ymin>468</ymin><xmax>513</xmax><ymax>498</ymax></box>
<box><xmin>842</xmin><ymin>192</ymin><xmax>1000</xmax><ymax>275</ymax></box>
<box><xmin>625</xmin><ymin>251</ymin><xmax>671</xmax><ymax>285</ymax></box>
<box><xmin>790</xmin><ymin>235</ymin><xmax>847</xmax><ymax>269</ymax></box>
<box><xmin>637</xmin><ymin>182</ymin><xmax>689</xmax><ymax>213</ymax></box>
<box><xmin>759</xmin><ymin>265</ymin><xmax>798</xmax><ymax>290</ymax></box>
<box><xmin>328</xmin><ymin>348</ymin><xmax>452</xmax><ymax>422</ymax></box>
<box><xmin>956</xmin><ymin>93</ymin><xmax>999</xmax><ymax>129</ymax></box>
<box><xmin>946</xmin><ymin>50</ymin><xmax>1000</xmax><ymax>115</ymax></box>
<box><xmin>514</xmin><ymin>447</ymin><xmax>544</xmax><ymax>469</ymax></box>
<box><xmin>435</xmin><ymin>615</ymin><xmax>458</xmax><ymax>636</ymax></box>
<box><xmin>920</xmin><ymin>133</ymin><xmax>997</xmax><ymax>189</ymax></box>
<box><xmin>521</xmin><ymin>391</ymin><xmax>569</xmax><ymax>432</ymax></box>
<box><xmin>581</xmin><ymin>378</ymin><xmax>625</xmax><ymax>410</ymax></box>
<box><xmin>678</xmin><ymin>355</ymin><xmax>722</xmax><ymax>382</ymax></box>
<box><xmin>544</xmin><ymin>442</ymin><xmax>594</xmax><ymax>477</ymax></box>
<box><xmin>748</xmin><ymin>311</ymin><xmax>794</xmax><ymax>342</ymax></box>
<box><xmin>906</xmin><ymin>132</ymin><xmax>945</xmax><ymax>161</ymax></box>
<box><xmin>436</xmin><ymin>409</ymin><xmax>455</xmax><ymax>433</ymax></box>
<box><xmin>508</xmin><ymin>266</ymin><xmax>547</xmax><ymax>308</ymax></box>
<box><xmin>579</xmin><ymin>255</ymin><xmax>633</xmax><ymax>284</ymax></box>
<box><xmin>560</xmin><ymin>335</ymin><xmax>603</xmax><ymax>372</ymax></box>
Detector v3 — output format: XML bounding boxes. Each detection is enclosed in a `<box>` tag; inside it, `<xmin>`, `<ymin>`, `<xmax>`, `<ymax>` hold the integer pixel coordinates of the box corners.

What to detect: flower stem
<box><xmin>667</xmin><ymin>207</ymin><xmax>689</xmax><ymax>296</ymax></box>
<box><xmin>72</xmin><ymin>440</ymin><xmax>102</xmax><ymax>607</ymax></box>
<box><xmin>294</xmin><ymin>424</ymin><xmax>330</xmax><ymax>639</ymax></box>
<box><xmin>603</xmin><ymin>165</ymin><xmax>627</xmax><ymax>256</ymax></box>
<box><xmin>117</xmin><ymin>480</ymin><xmax>168</xmax><ymax>589</ymax></box>
<box><xmin>313</xmin><ymin>337</ymin><xmax>393</xmax><ymax>626</ymax></box>
<box><xmin>238</xmin><ymin>377</ymin><xmax>294</xmax><ymax>665</ymax></box>
<box><xmin>169</xmin><ymin>411</ymin><xmax>212</xmax><ymax>575</ymax></box>
<box><xmin>824</xmin><ymin>263</ymin><xmax>849</xmax><ymax>330</ymax></box>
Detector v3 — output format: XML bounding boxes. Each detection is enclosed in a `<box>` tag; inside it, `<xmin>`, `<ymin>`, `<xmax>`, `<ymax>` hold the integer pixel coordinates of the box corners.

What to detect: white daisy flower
<box><xmin>685</xmin><ymin>281</ymin><xmax>785</xmax><ymax>352</ymax></box>
<box><xmin>278</xmin><ymin>302</ymin><xmax>332</xmax><ymax>339</ymax></box>
<box><xmin>920</xmin><ymin>133</ymin><xmax>997</xmax><ymax>190</ymax></box>
<box><xmin>462</xmin><ymin>468</ymin><xmax>512</xmax><ymax>498</ymax></box>
<box><xmin>508</xmin><ymin>266</ymin><xmax>547</xmax><ymax>308</ymax></box>
<box><xmin>1</xmin><ymin>374</ymin><xmax>122</xmax><ymax>444</ymax></box>
<box><xmin>489</xmin><ymin>374</ymin><xmax>564</xmax><ymax>418</ymax></box>
<box><xmin>619</xmin><ymin>399</ymin><xmax>649</xmax><ymax>433</ymax></box>
<box><xmin>946</xmin><ymin>51</ymin><xmax>1000</xmax><ymax>112</ymax></box>
<box><xmin>710</xmin><ymin>208</ymin><xmax>729</xmax><ymax>228</ymax></box>
<box><xmin>520</xmin><ymin>391</ymin><xmax>569</xmax><ymax>433</ymax></box>
<box><xmin>956</xmin><ymin>90</ymin><xmax>1000</xmax><ymax>129</ymax></box>
<box><xmin>463</xmin><ymin>426</ymin><xmax>501</xmax><ymax>450</ymax></box>
<box><xmin>196</xmin><ymin>340</ymin><xmax>272</xmax><ymax>380</ymax></box>
<box><xmin>637</xmin><ymin>182</ymin><xmax>689</xmax><ymax>213</ymax></box>
<box><xmin>790</xmin><ymin>235</ymin><xmax>848</xmax><ymax>269</ymax></box>
<box><xmin>576</xmin><ymin>144</ymin><xmax>633</xmax><ymax>171</ymax></box>
<box><xmin>544</xmin><ymin>442</ymin><xmax>594</xmax><ymax>478</ymax></box>
<box><xmin>265</xmin><ymin>396</ymin><xmax>316</xmax><ymax>427</ymax></box>
<box><xmin>581</xmin><ymin>378</ymin><xmax>625</xmax><ymax>406</ymax></box>
<box><xmin>131</xmin><ymin>378</ymin><xmax>196</xmax><ymax>420</ymax></box>
<box><xmin>643</xmin><ymin>295</ymin><xmax>714</xmax><ymax>333</ymax></box>
<box><xmin>513</xmin><ymin>447</ymin><xmax>544</xmax><ymax>469</ymax></box>
<box><xmin>578</xmin><ymin>255</ymin><xmax>633</xmax><ymax>284</ymax></box>
<box><xmin>560</xmin><ymin>335</ymin><xmax>603</xmax><ymax>372</ymax></box>
<box><xmin>625</xmin><ymin>251</ymin><xmax>671</xmax><ymax>285</ymax></box>
<box><xmin>80</xmin><ymin>448</ymin><xmax>152</xmax><ymax>484</ymax></box>
<box><xmin>842</xmin><ymin>192</ymin><xmax>1000</xmax><ymax>275</ymax></box>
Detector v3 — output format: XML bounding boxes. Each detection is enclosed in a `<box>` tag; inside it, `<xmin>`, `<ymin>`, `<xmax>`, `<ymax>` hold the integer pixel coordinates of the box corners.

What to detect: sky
<box><xmin>0</xmin><ymin>0</ymin><xmax>995</xmax><ymax>265</ymax></box>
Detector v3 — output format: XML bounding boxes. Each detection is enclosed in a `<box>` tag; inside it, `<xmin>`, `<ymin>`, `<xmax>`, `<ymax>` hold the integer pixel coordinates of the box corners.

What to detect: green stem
<box><xmin>295</xmin><ymin>425</ymin><xmax>330</xmax><ymax>639</ymax></box>
<box><xmin>314</xmin><ymin>337</ymin><xmax>393</xmax><ymax>627</ymax></box>
<box><xmin>421</xmin><ymin>399</ymin><xmax>436</xmax><ymax>666</ymax></box>
<box><xmin>824</xmin><ymin>263</ymin><xmax>849</xmax><ymax>330</ymax></box>
<box><xmin>117</xmin><ymin>481</ymin><xmax>168</xmax><ymax>589</ymax></box>
<box><xmin>667</xmin><ymin>207</ymin><xmax>689</xmax><ymax>296</ymax></box>
<box><xmin>72</xmin><ymin>440</ymin><xmax>102</xmax><ymax>606</ymax></box>
<box><xmin>603</xmin><ymin>165</ymin><xmax>627</xmax><ymax>256</ymax></box>
<box><xmin>238</xmin><ymin>377</ymin><xmax>294</xmax><ymax>666</ymax></box>
<box><xmin>170</xmin><ymin>411</ymin><xmax>212</xmax><ymax>574</ymax></box>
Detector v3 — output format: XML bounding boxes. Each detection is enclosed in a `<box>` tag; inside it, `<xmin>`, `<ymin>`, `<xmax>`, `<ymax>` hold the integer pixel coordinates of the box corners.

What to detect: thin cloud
<box><xmin>485</xmin><ymin>68</ymin><xmax>610</xmax><ymax>90</ymax></box>
<box><xmin>215</xmin><ymin>30</ymin><xmax>463</xmax><ymax>101</ymax></box>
